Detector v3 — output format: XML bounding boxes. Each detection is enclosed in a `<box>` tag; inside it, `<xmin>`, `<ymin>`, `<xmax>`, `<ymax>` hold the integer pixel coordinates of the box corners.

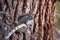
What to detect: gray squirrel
<box><xmin>0</xmin><ymin>13</ymin><xmax>34</xmax><ymax>40</ymax></box>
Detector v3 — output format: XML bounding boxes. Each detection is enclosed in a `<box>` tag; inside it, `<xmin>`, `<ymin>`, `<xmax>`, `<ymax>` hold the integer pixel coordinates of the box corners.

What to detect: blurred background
<box><xmin>55</xmin><ymin>1</ymin><xmax>60</xmax><ymax>29</ymax></box>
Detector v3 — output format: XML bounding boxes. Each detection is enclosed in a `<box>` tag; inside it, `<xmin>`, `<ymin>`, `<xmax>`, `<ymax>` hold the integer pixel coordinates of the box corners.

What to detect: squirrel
<box><xmin>0</xmin><ymin>13</ymin><xmax>34</xmax><ymax>39</ymax></box>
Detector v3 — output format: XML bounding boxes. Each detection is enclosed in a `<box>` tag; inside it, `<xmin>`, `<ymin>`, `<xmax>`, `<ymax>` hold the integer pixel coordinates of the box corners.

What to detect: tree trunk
<box><xmin>0</xmin><ymin>0</ymin><xmax>56</xmax><ymax>40</ymax></box>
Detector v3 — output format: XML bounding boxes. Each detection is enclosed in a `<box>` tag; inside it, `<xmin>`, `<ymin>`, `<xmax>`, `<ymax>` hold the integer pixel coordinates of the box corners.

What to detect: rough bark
<box><xmin>0</xmin><ymin>0</ymin><xmax>56</xmax><ymax>40</ymax></box>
